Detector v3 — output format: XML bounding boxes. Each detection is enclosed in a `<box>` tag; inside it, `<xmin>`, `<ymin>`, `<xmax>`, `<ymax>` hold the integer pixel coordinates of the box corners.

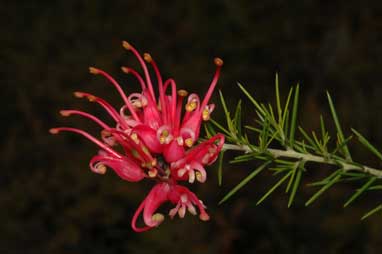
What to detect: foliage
<box><xmin>209</xmin><ymin>76</ymin><xmax>382</xmax><ymax>219</ymax></box>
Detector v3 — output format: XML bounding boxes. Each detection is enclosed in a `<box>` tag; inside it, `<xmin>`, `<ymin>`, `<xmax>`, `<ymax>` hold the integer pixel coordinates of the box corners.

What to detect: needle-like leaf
<box><xmin>288</xmin><ymin>166</ymin><xmax>303</xmax><ymax>207</ymax></box>
<box><xmin>352</xmin><ymin>128</ymin><xmax>382</xmax><ymax>161</ymax></box>
<box><xmin>327</xmin><ymin>92</ymin><xmax>352</xmax><ymax>161</ymax></box>
<box><xmin>238</xmin><ymin>82</ymin><xmax>266</xmax><ymax>116</ymax></box>
<box><xmin>361</xmin><ymin>204</ymin><xmax>382</xmax><ymax>220</ymax></box>
<box><xmin>344</xmin><ymin>177</ymin><xmax>377</xmax><ymax>207</ymax></box>
<box><xmin>305</xmin><ymin>169</ymin><xmax>343</xmax><ymax>206</ymax></box>
<box><xmin>219</xmin><ymin>161</ymin><xmax>271</xmax><ymax>204</ymax></box>
<box><xmin>289</xmin><ymin>84</ymin><xmax>300</xmax><ymax>147</ymax></box>
<box><xmin>257</xmin><ymin>170</ymin><xmax>293</xmax><ymax>205</ymax></box>
<box><xmin>275</xmin><ymin>73</ymin><xmax>282</xmax><ymax>123</ymax></box>
<box><xmin>217</xmin><ymin>150</ymin><xmax>225</xmax><ymax>186</ymax></box>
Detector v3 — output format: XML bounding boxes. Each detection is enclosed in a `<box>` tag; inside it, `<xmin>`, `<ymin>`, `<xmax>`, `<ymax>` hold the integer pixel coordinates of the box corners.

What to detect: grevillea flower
<box><xmin>50</xmin><ymin>41</ymin><xmax>224</xmax><ymax>232</ymax></box>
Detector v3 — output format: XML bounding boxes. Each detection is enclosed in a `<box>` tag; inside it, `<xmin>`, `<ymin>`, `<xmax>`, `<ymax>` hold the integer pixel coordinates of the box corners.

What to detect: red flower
<box><xmin>50</xmin><ymin>41</ymin><xmax>224</xmax><ymax>232</ymax></box>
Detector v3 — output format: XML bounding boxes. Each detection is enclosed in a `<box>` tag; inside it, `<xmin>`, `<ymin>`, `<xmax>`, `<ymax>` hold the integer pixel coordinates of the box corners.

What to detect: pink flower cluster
<box><xmin>50</xmin><ymin>41</ymin><xmax>224</xmax><ymax>232</ymax></box>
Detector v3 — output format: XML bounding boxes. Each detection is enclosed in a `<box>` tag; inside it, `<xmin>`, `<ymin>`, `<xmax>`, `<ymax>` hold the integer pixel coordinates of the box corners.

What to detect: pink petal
<box><xmin>89</xmin><ymin>154</ymin><xmax>145</xmax><ymax>182</ymax></box>
<box><xmin>142</xmin><ymin>183</ymin><xmax>170</xmax><ymax>227</ymax></box>
<box><xmin>133</xmin><ymin>125</ymin><xmax>163</xmax><ymax>154</ymax></box>
<box><xmin>142</xmin><ymin>91</ymin><xmax>162</xmax><ymax>129</ymax></box>
<box><xmin>163</xmin><ymin>140</ymin><xmax>185</xmax><ymax>163</ymax></box>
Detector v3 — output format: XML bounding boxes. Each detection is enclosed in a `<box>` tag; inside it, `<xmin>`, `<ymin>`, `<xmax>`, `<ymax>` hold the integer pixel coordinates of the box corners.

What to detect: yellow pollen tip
<box><xmin>186</xmin><ymin>102</ymin><xmax>196</xmax><ymax>112</ymax></box>
<box><xmin>122</xmin><ymin>41</ymin><xmax>132</xmax><ymax>50</ymax></box>
<box><xmin>148</xmin><ymin>168</ymin><xmax>158</xmax><ymax>178</ymax></box>
<box><xmin>199</xmin><ymin>213</ymin><xmax>210</xmax><ymax>221</ymax></box>
<box><xmin>87</xmin><ymin>95</ymin><xmax>96</xmax><ymax>102</ymax></box>
<box><xmin>101</xmin><ymin>130</ymin><xmax>111</xmax><ymax>136</ymax></box>
<box><xmin>143</xmin><ymin>53</ymin><xmax>152</xmax><ymax>63</ymax></box>
<box><xmin>185</xmin><ymin>138</ymin><xmax>193</xmax><ymax>147</ymax></box>
<box><xmin>202</xmin><ymin>109</ymin><xmax>210</xmax><ymax>121</ymax></box>
<box><xmin>121</xmin><ymin>66</ymin><xmax>130</xmax><ymax>73</ymax></box>
<box><xmin>152</xmin><ymin>213</ymin><xmax>164</xmax><ymax>223</ymax></box>
<box><xmin>196</xmin><ymin>172</ymin><xmax>203</xmax><ymax>182</ymax></box>
<box><xmin>96</xmin><ymin>164</ymin><xmax>107</xmax><ymax>174</ymax></box>
<box><xmin>177</xmin><ymin>89</ymin><xmax>188</xmax><ymax>97</ymax></box>
<box><xmin>214</xmin><ymin>57</ymin><xmax>223</xmax><ymax>67</ymax></box>
<box><xmin>162</xmin><ymin>129</ymin><xmax>169</xmax><ymax>137</ymax></box>
<box><xmin>89</xmin><ymin>67</ymin><xmax>99</xmax><ymax>74</ymax></box>
<box><xmin>59</xmin><ymin>110</ymin><xmax>71</xmax><ymax>117</ymax></box>
<box><xmin>49</xmin><ymin>128</ymin><xmax>59</xmax><ymax>134</ymax></box>
<box><xmin>151</xmin><ymin>159</ymin><xmax>157</xmax><ymax>167</ymax></box>
<box><xmin>73</xmin><ymin>92</ymin><xmax>84</xmax><ymax>98</ymax></box>
<box><xmin>131</xmin><ymin>132</ymin><xmax>138</xmax><ymax>139</ymax></box>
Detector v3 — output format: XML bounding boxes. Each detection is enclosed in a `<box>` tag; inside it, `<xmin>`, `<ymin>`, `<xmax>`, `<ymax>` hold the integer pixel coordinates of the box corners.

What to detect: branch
<box><xmin>223</xmin><ymin>143</ymin><xmax>382</xmax><ymax>178</ymax></box>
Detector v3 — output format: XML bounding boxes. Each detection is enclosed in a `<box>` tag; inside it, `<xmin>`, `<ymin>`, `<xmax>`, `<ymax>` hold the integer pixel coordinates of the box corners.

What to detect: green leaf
<box><xmin>286</xmin><ymin>163</ymin><xmax>298</xmax><ymax>193</ymax></box>
<box><xmin>332</xmin><ymin>135</ymin><xmax>353</xmax><ymax>156</ymax></box>
<box><xmin>238</xmin><ymin>83</ymin><xmax>266</xmax><ymax>116</ymax></box>
<box><xmin>361</xmin><ymin>204</ymin><xmax>382</xmax><ymax>220</ymax></box>
<box><xmin>217</xmin><ymin>150</ymin><xmax>225</xmax><ymax>186</ymax></box>
<box><xmin>257</xmin><ymin>170</ymin><xmax>293</xmax><ymax>205</ymax></box>
<box><xmin>320</xmin><ymin>115</ymin><xmax>326</xmax><ymax>141</ymax></box>
<box><xmin>245</xmin><ymin>125</ymin><xmax>261</xmax><ymax>133</ymax></box>
<box><xmin>327</xmin><ymin>92</ymin><xmax>352</xmax><ymax>161</ymax></box>
<box><xmin>210</xmin><ymin>119</ymin><xmax>231</xmax><ymax>136</ymax></box>
<box><xmin>203</xmin><ymin>122</ymin><xmax>216</xmax><ymax>138</ymax></box>
<box><xmin>352</xmin><ymin>128</ymin><xmax>382</xmax><ymax>161</ymax></box>
<box><xmin>283</xmin><ymin>110</ymin><xmax>290</xmax><ymax>139</ymax></box>
<box><xmin>219</xmin><ymin>90</ymin><xmax>235</xmax><ymax>135</ymax></box>
<box><xmin>275</xmin><ymin>73</ymin><xmax>282</xmax><ymax>124</ymax></box>
<box><xmin>299</xmin><ymin>126</ymin><xmax>319</xmax><ymax>151</ymax></box>
<box><xmin>305</xmin><ymin>169</ymin><xmax>343</xmax><ymax>206</ymax></box>
<box><xmin>288</xmin><ymin>165</ymin><xmax>303</xmax><ymax>207</ymax></box>
<box><xmin>289</xmin><ymin>83</ymin><xmax>300</xmax><ymax>147</ymax></box>
<box><xmin>234</xmin><ymin>100</ymin><xmax>242</xmax><ymax>137</ymax></box>
<box><xmin>369</xmin><ymin>185</ymin><xmax>382</xmax><ymax>191</ymax></box>
<box><xmin>219</xmin><ymin>161</ymin><xmax>271</xmax><ymax>204</ymax></box>
<box><xmin>282</xmin><ymin>87</ymin><xmax>293</xmax><ymax>129</ymax></box>
<box><xmin>344</xmin><ymin>177</ymin><xmax>377</xmax><ymax>207</ymax></box>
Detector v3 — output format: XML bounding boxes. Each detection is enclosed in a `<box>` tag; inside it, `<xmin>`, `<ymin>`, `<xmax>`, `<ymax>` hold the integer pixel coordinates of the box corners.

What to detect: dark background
<box><xmin>2</xmin><ymin>0</ymin><xmax>382</xmax><ymax>253</ymax></box>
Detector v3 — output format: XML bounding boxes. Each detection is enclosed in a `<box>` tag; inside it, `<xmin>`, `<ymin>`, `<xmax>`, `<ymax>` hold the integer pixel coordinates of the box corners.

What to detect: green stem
<box><xmin>223</xmin><ymin>144</ymin><xmax>382</xmax><ymax>178</ymax></box>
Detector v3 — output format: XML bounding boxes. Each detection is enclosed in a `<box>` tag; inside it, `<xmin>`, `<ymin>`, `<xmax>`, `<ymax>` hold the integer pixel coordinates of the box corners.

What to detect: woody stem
<box><xmin>223</xmin><ymin>143</ymin><xmax>382</xmax><ymax>178</ymax></box>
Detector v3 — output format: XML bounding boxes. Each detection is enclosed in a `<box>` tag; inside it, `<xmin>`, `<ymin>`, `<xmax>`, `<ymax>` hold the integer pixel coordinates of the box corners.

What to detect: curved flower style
<box><xmin>50</xmin><ymin>41</ymin><xmax>224</xmax><ymax>232</ymax></box>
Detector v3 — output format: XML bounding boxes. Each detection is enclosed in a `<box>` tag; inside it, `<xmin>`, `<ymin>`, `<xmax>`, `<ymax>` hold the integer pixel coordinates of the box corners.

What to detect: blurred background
<box><xmin>2</xmin><ymin>0</ymin><xmax>382</xmax><ymax>253</ymax></box>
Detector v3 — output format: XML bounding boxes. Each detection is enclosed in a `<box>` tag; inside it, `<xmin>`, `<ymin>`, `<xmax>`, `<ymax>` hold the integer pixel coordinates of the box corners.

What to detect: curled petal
<box><xmin>184</xmin><ymin>94</ymin><xmax>200</xmax><ymax>114</ymax></box>
<box><xmin>190</xmin><ymin>134</ymin><xmax>225</xmax><ymax>165</ymax></box>
<box><xmin>142</xmin><ymin>91</ymin><xmax>162</xmax><ymax>129</ymax></box>
<box><xmin>128</xmin><ymin>93</ymin><xmax>148</xmax><ymax>109</ymax></box>
<box><xmin>180</xmin><ymin>128</ymin><xmax>196</xmax><ymax>148</ymax></box>
<box><xmin>163</xmin><ymin>140</ymin><xmax>185</xmax><ymax>163</ymax></box>
<box><xmin>202</xmin><ymin>104</ymin><xmax>215</xmax><ymax>121</ymax></box>
<box><xmin>157</xmin><ymin>125</ymin><xmax>173</xmax><ymax>145</ymax></box>
<box><xmin>89</xmin><ymin>153</ymin><xmax>145</xmax><ymax>182</ymax></box>
<box><xmin>101</xmin><ymin>130</ymin><xmax>117</xmax><ymax>146</ymax></box>
<box><xmin>120</xmin><ymin>106</ymin><xmax>140</xmax><ymax>128</ymax></box>
<box><xmin>142</xmin><ymin>183</ymin><xmax>170</xmax><ymax>227</ymax></box>
<box><xmin>180</xmin><ymin>94</ymin><xmax>203</xmax><ymax>141</ymax></box>
<box><xmin>172</xmin><ymin>134</ymin><xmax>225</xmax><ymax>171</ymax></box>
<box><xmin>133</xmin><ymin>125</ymin><xmax>163</xmax><ymax>154</ymax></box>
<box><xmin>191</xmin><ymin>161</ymin><xmax>207</xmax><ymax>183</ymax></box>
<box><xmin>167</xmin><ymin>185</ymin><xmax>209</xmax><ymax>221</ymax></box>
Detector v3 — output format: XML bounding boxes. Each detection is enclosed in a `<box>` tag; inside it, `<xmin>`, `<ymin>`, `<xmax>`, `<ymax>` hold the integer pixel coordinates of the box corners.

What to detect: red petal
<box><xmin>142</xmin><ymin>183</ymin><xmax>170</xmax><ymax>227</ymax></box>
<box><xmin>89</xmin><ymin>154</ymin><xmax>145</xmax><ymax>182</ymax></box>
<box><xmin>133</xmin><ymin>124</ymin><xmax>163</xmax><ymax>154</ymax></box>
<box><xmin>163</xmin><ymin>140</ymin><xmax>185</xmax><ymax>163</ymax></box>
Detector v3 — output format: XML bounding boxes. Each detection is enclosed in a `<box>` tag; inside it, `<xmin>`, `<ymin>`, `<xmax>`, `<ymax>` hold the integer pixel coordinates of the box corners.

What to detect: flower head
<box><xmin>50</xmin><ymin>41</ymin><xmax>224</xmax><ymax>232</ymax></box>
